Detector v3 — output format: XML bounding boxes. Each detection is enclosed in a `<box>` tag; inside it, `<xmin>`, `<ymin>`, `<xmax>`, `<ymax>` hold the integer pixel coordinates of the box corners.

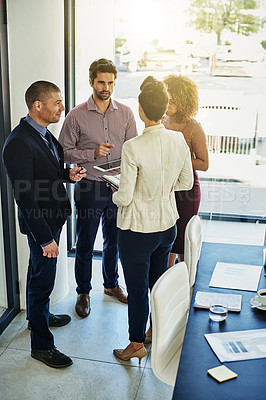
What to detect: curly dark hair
<box><xmin>138</xmin><ymin>76</ymin><xmax>168</xmax><ymax>122</ymax></box>
<box><xmin>163</xmin><ymin>74</ymin><xmax>199</xmax><ymax>123</ymax></box>
<box><xmin>89</xmin><ymin>58</ymin><xmax>117</xmax><ymax>84</ymax></box>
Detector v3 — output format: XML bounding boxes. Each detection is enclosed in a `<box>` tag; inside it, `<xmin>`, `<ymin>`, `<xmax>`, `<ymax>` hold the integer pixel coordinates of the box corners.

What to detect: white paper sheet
<box><xmin>205</xmin><ymin>329</ymin><xmax>266</xmax><ymax>362</ymax></box>
<box><xmin>194</xmin><ymin>291</ymin><xmax>242</xmax><ymax>312</ymax></box>
<box><xmin>209</xmin><ymin>262</ymin><xmax>262</xmax><ymax>292</ymax></box>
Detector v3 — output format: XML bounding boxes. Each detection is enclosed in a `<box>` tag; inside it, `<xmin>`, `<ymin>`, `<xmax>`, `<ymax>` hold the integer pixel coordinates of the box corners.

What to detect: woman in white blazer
<box><xmin>112</xmin><ymin>76</ymin><xmax>193</xmax><ymax>364</ymax></box>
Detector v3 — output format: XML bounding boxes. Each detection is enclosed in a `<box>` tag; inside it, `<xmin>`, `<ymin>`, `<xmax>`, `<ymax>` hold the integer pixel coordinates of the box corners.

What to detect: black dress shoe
<box><xmin>28</xmin><ymin>313</ymin><xmax>71</xmax><ymax>330</ymax></box>
<box><xmin>48</xmin><ymin>313</ymin><xmax>71</xmax><ymax>327</ymax></box>
<box><xmin>31</xmin><ymin>348</ymin><xmax>73</xmax><ymax>368</ymax></box>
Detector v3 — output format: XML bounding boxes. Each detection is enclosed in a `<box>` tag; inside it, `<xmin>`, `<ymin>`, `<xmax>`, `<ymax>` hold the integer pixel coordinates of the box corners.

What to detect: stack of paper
<box><xmin>194</xmin><ymin>291</ymin><xmax>242</xmax><ymax>312</ymax></box>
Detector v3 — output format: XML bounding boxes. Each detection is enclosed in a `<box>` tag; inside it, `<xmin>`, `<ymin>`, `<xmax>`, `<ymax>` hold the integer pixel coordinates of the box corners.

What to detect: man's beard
<box><xmin>95</xmin><ymin>90</ymin><xmax>111</xmax><ymax>101</ymax></box>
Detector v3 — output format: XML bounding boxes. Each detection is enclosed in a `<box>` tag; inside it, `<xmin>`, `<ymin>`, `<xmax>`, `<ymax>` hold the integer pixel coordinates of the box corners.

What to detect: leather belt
<box><xmin>85</xmin><ymin>179</ymin><xmax>106</xmax><ymax>185</ymax></box>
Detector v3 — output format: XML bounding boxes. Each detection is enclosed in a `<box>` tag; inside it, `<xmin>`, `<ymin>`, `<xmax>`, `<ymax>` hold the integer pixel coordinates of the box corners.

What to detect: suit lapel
<box><xmin>24</xmin><ymin>122</ymin><xmax>61</xmax><ymax>169</ymax></box>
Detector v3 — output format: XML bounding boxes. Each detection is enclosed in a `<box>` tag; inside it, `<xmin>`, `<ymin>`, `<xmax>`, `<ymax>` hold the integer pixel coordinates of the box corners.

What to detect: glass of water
<box><xmin>209</xmin><ymin>304</ymin><xmax>228</xmax><ymax>322</ymax></box>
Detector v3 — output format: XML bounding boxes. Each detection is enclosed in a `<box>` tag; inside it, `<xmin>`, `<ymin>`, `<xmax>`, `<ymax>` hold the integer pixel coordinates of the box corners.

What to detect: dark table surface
<box><xmin>172</xmin><ymin>242</ymin><xmax>266</xmax><ymax>400</ymax></box>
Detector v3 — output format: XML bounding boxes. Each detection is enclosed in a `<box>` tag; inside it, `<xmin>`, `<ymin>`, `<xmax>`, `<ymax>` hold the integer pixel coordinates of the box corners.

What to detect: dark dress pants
<box><xmin>26</xmin><ymin>228</ymin><xmax>61</xmax><ymax>350</ymax></box>
<box><xmin>118</xmin><ymin>225</ymin><xmax>177</xmax><ymax>343</ymax></box>
<box><xmin>172</xmin><ymin>170</ymin><xmax>201</xmax><ymax>254</ymax></box>
<box><xmin>74</xmin><ymin>180</ymin><xmax>119</xmax><ymax>294</ymax></box>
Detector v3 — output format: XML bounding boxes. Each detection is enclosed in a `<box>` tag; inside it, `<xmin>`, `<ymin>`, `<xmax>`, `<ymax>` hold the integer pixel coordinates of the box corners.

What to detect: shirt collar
<box><xmin>87</xmin><ymin>95</ymin><xmax>118</xmax><ymax>113</ymax></box>
<box><xmin>25</xmin><ymin>114</ymin><xmax>47</xmax><ymax>137</ymax></box>
<box><xmin>142</xmin><ymin>123</ymin><xmax>164</xmax><ymax>135</ymax></box>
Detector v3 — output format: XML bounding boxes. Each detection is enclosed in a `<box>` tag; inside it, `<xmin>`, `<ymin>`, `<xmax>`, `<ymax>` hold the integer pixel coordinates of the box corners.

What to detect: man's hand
<box><xmin>69</xmin><ymin>167</ymin><xmax>86</xmax><ymax>181</ymax></box>
<box><xmin>110</xmin><ymin>168</ymin><xmax>120</xmax><ymax>174</ymax></box>
<box><xmin>110</xmin><ymin>185</ymin><xmax>117</xmax><ymax>193</ymax></box>
<box><xmin>94</xmin><ymin>143</ymin><xmax>114</xmax><ymax>159</ymax></box>
<box><xmin>42</xmin><ymin>240</ymin><xmax>59</xmax><ymax>258</ymax></box>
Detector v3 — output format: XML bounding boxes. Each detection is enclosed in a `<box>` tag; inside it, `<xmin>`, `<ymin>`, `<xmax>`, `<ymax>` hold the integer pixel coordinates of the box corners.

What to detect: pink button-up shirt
<box><xmin>59</xmin><ymin>96</ymin><xmax>137</xmax><ymax>180</ymax></box>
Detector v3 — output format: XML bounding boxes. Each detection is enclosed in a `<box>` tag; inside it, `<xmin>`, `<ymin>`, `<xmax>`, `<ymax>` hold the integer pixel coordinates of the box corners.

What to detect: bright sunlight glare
<box><xmin>114</xmin><ymin>0</ymin><xmax>190</xmax><ymax>49</ymax></box>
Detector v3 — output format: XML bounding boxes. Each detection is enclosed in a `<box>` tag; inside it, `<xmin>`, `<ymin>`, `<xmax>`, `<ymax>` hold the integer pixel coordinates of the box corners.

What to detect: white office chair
<box><xmin>151</xmin><ymin>262</ymin><xmax>190</xmax><ymax>386</ymax></box>
<box><xmin>184</xmin><ymin>215</ymin><xmax>202</xmax><ymax>287</ymax></box>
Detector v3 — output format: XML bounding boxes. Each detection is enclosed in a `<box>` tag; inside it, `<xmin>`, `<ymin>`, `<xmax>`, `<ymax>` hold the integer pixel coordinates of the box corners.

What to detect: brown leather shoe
<box><xmin>104</xmin><ymin>285</ymin><xmax>128</xmax><ymax>304</ymax></box>
<box><xmin>75</xmin><ymin>294</ymin><xmax>91</xmax><ymax>317</ymax></box>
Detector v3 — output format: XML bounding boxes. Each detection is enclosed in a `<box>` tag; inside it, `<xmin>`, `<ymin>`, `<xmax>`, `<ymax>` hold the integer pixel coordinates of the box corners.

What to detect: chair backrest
<box><xmin>151</xmin><ymin>261</ymin><xmax>190</xmax><ymax>386</ymax></box>
<box><xmin>184</xmin><ymin>215</ymin><xmax>202</xmax><ymax>287</ymax></box>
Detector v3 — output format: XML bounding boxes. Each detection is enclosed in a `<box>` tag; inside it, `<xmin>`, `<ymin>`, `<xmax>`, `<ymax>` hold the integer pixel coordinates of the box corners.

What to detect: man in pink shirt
<box><xmin>59</xmin><ymin>59</ymin><xmax>137</xmax><ymax>317</ymax></box>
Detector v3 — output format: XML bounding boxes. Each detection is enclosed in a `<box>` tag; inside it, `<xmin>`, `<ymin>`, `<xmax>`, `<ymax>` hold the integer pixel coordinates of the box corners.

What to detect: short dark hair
<box><xmin>89</xmin><ymin>58</ymin><xmax>117</xmax><ymax>84</ymax></box>
<box><xmin>25</xmin><ymin>80</ymin><xmax>61</xmax><ymax>109</ymax></box>
<box><xmin>138</xmin><ymin>76</ymin><xmax>168</xmax><ymax>122</ymax></box>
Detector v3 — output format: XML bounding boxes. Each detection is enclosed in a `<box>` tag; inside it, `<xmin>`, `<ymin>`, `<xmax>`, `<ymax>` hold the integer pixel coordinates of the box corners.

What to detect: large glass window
<box><xmin>71</xmin><ymin>0</ymin><xmax>266</xmax><ymax>252</ymax></box>
<box><xmin>114</xmin><ymin>0</ymin><xmax>266</xmax><ymax>223</ymax></box>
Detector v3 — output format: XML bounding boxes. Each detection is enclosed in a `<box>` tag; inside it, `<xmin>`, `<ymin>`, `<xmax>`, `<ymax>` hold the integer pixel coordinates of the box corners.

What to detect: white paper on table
<box><xmin>209</xmin><ymin>262</ymin><xmax>262</xmax><ymax>292</ymax></box>
<box><xmin>205</xmin><ymin>329</ymin><xmax>266</xmax><ymax>363</ymax></box>
<box><xmin>194</xmin><ymin>291</ymin><xmax>242</xmax><ymax>312</ymax></box>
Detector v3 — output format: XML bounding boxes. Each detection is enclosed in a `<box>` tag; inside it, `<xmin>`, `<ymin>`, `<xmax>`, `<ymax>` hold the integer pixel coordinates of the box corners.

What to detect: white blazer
<box><xmin>112</xmin><ymin>124</ymin><xmax>194</xmax><ymax>233</ymax></box>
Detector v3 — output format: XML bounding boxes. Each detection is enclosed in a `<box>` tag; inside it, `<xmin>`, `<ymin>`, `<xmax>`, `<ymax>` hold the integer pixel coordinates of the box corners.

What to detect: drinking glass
<box><xmin>209</xmin><ymin>304</ymin><xmax>228</xmax><ymax>322</ymax></box>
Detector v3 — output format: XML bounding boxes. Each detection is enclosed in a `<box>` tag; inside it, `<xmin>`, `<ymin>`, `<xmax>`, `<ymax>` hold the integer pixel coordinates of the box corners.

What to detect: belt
<box><xmin>84</xmin><ymin>179</ymin><xmax>106</xmax><ymax>185</ymax></box>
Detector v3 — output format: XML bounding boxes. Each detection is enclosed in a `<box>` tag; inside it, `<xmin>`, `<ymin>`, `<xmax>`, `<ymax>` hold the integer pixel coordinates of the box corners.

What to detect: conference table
<box><xmin>172</xmin><ymin>242</ymin><xmax>266</xmax><ymax>400</ymax></box>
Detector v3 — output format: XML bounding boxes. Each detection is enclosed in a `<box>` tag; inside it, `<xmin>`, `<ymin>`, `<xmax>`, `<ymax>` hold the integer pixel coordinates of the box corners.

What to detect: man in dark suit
<box><xmin>2</xmin><ymin>81</ymin><xmax>86</xmax><ymax>368</ymax></box>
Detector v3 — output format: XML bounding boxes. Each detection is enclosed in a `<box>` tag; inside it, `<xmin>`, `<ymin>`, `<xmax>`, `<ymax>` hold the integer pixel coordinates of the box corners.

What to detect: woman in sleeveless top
<box><xmin>163</xmin><ymin>74</ymin><xmax>209</xmax><ymax>267</ymax></box>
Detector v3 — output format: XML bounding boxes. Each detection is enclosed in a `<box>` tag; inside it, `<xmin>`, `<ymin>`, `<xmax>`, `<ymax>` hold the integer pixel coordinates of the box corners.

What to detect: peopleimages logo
<box><xmin>14</xmin><ymin>179</ymin><xmax>69</xmax><ymax>202</ymax></box>
<box><xmin>76</xmin><ymin>208</ymin><xmax>117</xmax><ymax>219</ymax></box>
<box><xmin>24</xmin><ymin>209</ymin><xmax>71</xmax><ymax>219</ymax></box>
<box><xmin>202</xmin><ymin>182</ymin><xmax>250</xmax><ymax>203</ymax></box>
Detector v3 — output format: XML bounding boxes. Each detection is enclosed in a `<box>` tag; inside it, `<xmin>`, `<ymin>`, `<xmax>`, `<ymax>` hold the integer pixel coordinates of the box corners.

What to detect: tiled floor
<box><xmin>0</xmin><ymin>219</ymin><xmax>265</xmax><ymax>400</ymax></box>
<box><xmin>0</xmin><ymin>260</ymin><xmax>173</xmax><ymax>400</ymax></box>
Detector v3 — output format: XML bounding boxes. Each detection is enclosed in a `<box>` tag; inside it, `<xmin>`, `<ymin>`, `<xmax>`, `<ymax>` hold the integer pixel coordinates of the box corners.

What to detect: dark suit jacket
<box><xmin>2</xmin><ymin>118</ymin><xmax>72</xmax><ymax>245</ymax></box>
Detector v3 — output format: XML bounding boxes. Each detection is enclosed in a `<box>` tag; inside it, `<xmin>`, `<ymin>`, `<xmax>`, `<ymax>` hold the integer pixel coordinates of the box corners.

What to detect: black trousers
<box><xmin>74</xmin><ymin>180</ymin><xmax>119</xmax><ymax>294</ymax></box>
<box><xmin>118</xmin><ymin>225</ymin><xmax>177</xmax><ymax>343</ymax></box>
<box><xmin>26</xmin><ymin>228</ymin><xmax>61</xmax><ymax>350</ymax></box>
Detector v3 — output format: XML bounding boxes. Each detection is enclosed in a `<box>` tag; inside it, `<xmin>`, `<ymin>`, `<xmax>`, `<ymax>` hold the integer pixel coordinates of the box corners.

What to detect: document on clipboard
<box><xmin>100</xmin><ymin>174</ymin><xmax>120</xmax><ymax>190</ymax></box>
